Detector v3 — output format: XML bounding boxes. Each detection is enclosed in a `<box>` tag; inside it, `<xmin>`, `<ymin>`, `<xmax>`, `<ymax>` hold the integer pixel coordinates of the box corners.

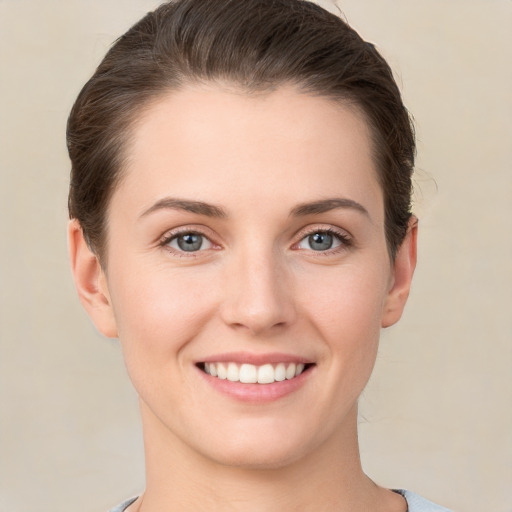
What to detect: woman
<box><xmin>67</xmin><ymin>0</ymin><xmax>451</xmax><ymax>510</ymax></box>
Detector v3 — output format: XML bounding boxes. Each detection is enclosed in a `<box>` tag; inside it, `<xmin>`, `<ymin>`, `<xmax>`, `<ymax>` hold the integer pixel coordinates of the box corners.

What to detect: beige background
<box><xmin>1</xmin><ymin>1</ymin><xmax>511</xmax><ymax>511</ymax></box>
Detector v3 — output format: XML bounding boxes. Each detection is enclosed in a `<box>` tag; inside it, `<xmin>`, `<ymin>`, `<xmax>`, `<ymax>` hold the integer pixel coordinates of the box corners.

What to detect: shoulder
<box><xmin>109</xmin><ymin>497</ymin><xmax>138</xmax><ymax>512</ymax></box>
<box><xmin>394</xmin><ymin>489</ymin><xmax>453</xmax><ymax>512</ymax></box>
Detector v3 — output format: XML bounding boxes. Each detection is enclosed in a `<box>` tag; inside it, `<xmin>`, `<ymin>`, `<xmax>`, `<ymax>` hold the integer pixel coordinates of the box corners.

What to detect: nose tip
<box><xmin>219</xmin><ymin>255</ymin><xmax>295</xmax><ymax>336</ymax></box>
<box><xmin>228</xmin><ymin>295</ymin><xmax>289</xmax><ymax>335</ymax></box>
<box><xmin>229</xmin><ymin>308</ymin><xmax>287</xmax><ymax>336</ymax></box>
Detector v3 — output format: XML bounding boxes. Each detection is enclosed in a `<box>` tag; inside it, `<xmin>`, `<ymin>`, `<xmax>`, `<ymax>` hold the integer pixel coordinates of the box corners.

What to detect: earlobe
<box><xmin>68</xmin><ymin>219</ymin><xmax>118</xmax><ymax>338</ymax></box>
<box><xmin>381</xmin><ymin>217</ymin><xmax>418</xmax><ymax>328</ymax></box>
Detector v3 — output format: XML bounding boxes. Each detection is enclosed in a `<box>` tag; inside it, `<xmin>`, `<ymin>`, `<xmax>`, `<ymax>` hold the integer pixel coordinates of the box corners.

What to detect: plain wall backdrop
<box><xmin>0</xmin><ymin>1</ymin><xmax>511</xmax><ymax>511</ymax></box>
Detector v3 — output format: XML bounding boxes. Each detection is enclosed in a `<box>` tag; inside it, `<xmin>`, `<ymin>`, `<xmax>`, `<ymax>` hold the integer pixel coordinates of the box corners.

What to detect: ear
<box><xmin>381</xmin><ymin>216</ymin><xmax>418</xmax><ymax>328</ymax></box>
<box><xmin>68</xmin><ymin>219</ymin><xmax>118</xmax><ymax>338</ymax></box>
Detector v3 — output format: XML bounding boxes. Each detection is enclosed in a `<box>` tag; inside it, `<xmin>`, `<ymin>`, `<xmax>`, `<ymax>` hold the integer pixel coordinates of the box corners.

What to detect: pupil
<box><xmin>309</xmin><ymin>232</ymin><xmax>333</xmax><ymax>251</ymax></box>
<box><xmin>178</xmin><ymin>233</ymin><xmax>202</xmax><ymax>251</ymax></box>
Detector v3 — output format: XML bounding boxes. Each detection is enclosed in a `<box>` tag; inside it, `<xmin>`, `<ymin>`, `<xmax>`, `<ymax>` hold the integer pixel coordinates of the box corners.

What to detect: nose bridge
<box><xmin>220</xmin><ymin>240</ymin><xmax>294</xmax><ymax>335</ymax></box>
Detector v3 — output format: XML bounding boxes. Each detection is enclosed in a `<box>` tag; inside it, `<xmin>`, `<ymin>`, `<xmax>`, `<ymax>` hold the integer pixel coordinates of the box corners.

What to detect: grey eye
<box><xmin>169</xmin><ymin>233</ymin><xmax>212</xmax><ymax>252</ymax></box>
<box><xmin>308</xmin><ymin>232</ymin><xmax>333</xmax><ymax>251</ymax></box>
<box><xmin>297</xmin><ymin>231</ymin><xmax>343</xmax><ymax>251</ymax></box>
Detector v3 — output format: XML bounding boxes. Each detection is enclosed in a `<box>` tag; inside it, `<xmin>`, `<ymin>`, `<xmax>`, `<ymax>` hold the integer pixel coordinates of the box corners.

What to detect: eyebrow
<box><xmin>140</xmin><ymin>198</ymin><xmax>228</xmax><ymax>218</ymax></box>
<box><xmin>140</xmin><ymin>196</ymin><xmax>369</xmax><ymax>220</ymax></box>
<box><xmin>290</xmin><ymin>198</ymin><xmax>370</xmax><ymax>217</ymax></box>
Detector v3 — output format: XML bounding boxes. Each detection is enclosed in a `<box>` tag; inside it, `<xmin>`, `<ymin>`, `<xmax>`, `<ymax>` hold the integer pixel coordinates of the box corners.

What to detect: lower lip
<box><xmin>196</xmin><ymin>365</ymin><xmax>314</xmax><ymax>403</ymax></box>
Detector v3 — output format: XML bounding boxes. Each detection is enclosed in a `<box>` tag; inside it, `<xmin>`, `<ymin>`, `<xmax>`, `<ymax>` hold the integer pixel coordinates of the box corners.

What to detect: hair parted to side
<box><xmin>67</xmin><ymin>0</ymin><xmax>415</xmax><ymax>263</ymax></box>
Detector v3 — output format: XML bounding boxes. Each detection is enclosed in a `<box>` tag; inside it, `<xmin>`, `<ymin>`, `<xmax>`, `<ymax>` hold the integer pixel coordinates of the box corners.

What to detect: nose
<box><xmin>219</xmin><ymin>247</ymin><xmax>296</xmax><ymax>336</ymax></box>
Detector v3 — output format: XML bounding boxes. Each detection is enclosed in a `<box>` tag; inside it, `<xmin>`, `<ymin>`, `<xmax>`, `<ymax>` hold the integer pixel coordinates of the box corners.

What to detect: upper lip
<box><xmin>198</xmin><ymin>352</ymin><xmax>314</xmax><ymax>366</ymax></box>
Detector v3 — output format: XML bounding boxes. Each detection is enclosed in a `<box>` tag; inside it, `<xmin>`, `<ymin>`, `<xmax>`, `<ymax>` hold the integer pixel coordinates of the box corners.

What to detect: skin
<box><xmin>69</xmin><ymin>85</ymin><xmax>417</xmax><ymax>511</ymax></box>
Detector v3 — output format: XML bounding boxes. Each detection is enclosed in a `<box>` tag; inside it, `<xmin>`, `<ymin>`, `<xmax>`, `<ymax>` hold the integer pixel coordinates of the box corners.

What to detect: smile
<box><xmin>200</xmin><ymin>362</ymin><xmax>309</xmax><ymax>384</ymax></box>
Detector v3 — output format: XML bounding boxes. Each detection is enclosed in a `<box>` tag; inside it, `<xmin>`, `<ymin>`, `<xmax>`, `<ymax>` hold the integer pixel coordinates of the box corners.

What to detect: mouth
<box><xmin>197</xmin><ymin>361</ymin><xmax>315</xmax><ymax>384</ymax></box>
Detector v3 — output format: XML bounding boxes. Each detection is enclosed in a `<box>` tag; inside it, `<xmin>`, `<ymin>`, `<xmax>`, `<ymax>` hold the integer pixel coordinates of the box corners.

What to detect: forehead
<box><xmin>114</xmin><ymin>84</ymin><xmax>382</xmax><ymax>219</ymax></box>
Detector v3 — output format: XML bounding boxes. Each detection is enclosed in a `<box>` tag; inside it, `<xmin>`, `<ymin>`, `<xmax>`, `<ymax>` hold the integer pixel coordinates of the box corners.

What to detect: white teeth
<box><xmin>239</xmin><ymin>364</ymin><xmax>258</xmax><ymax>383</ymax></box>
<box><xmin>217</xmin><ymin>362</ymin><xmax>227</xmax><ymax>380</ymax></box>
<box><xmin>227</xmin><ymin>362</ymin><xmax>239</xmax><ymax>382</ymax></box>
<box><xmin>286</xmin><ymin>363</ymin><xmax>296</xmax><ymax>380</ymax></box>
<box><xmin>203</xmin><ymin>362</ymin><xmax>308</xmax><ymax>384</ymax></box>
<box><xmin>274</xmin><ymin>363</ymin><xmax>286</xmax><ymax>382</ymax></box>
<box><xmin>257</xmin><ymin>364</ymin><xmax>275</xmax><ymax>384</ymax></box>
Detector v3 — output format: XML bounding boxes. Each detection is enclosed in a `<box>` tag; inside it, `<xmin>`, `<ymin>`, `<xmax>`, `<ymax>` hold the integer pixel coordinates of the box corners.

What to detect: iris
<box><xmin>177</xmin><ymin>233</ymin><xmax>204</xmax><ymax>251</ymax></box>
<box><xmin>308</xmin><ymin>232</ymin><xmax>334</xmax><ymax>251</ymax></box>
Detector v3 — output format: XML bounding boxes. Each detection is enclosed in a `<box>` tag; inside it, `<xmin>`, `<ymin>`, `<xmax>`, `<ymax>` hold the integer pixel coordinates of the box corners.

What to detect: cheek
<box><xmin>300</xmin><ymin>263</ymin><xmax>389</xmax><ymax>338</ymax></box>
<box><xmin>298</xmin><ymin>262</ymin><xmax>390</xmax><ymax>389</ymax></box>
<box><xmin>287</xmin><ymin>263</ymin><xmax>390</xmax><ymax>437</ymax></box>
<box><xmin>109</xmin><ymin>266</ymin><xmax>217</xmax><ymax>371</ymax></box>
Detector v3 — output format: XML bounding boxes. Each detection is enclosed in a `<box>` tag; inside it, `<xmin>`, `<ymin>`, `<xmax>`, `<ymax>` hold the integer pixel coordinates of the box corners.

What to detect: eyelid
<box><xmin>158</xmin><ymin>225</ymin><xmax>221</xmax><ymax>253</ymax></box>
<box><xmin>167</xmin><ymin>232</ymin><xmax>213</xmax><ymax>252</ymax></box>
<box><xmin>292</xmin><ymin>224</ymin><xmax>353</xmax><ymax>252</ymax></box>
<box><xmin>294</xmin><ymin>223</ymin><xmax>352</xmax><ymax>241</ymax></box>
<box><xmin>156</xmin><ymin>223</ymin><xmax>352</xmax><ymax>256</ymax></box>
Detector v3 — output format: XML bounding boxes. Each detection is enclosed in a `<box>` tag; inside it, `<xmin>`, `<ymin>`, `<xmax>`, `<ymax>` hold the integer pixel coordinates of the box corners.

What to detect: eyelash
<box><xmin>293</xmin><ymin>227</ymin><xmax>353</xmax><ymax>255</ymax></box>
<box><xmin>159</xmin><ymin>227</ymin><xmax>217</xmax><ymax>257</ymax></box>
<box><xmin>159</xmin><ymin>226</ymin><xmax>352</xmax><ymax>256</ymax></box>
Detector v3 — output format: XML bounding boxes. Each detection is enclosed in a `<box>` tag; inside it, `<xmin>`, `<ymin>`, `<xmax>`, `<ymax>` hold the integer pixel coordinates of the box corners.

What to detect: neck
<box><xmin>133</xmin><ymin>400</ymin><xmax>405</xmax><ymax>512</ymax></box>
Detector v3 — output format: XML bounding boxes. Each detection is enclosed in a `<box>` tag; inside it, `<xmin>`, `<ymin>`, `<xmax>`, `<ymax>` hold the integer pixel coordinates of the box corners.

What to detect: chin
<box><xmin>208</xmin><ymin>444</ymin><xmax>306</xmax><ymax>471</ymax></box>
<box><xmin>195</xmin><ymin>423</ymin><xmax>316</xmax><ymax>471</ymax></box>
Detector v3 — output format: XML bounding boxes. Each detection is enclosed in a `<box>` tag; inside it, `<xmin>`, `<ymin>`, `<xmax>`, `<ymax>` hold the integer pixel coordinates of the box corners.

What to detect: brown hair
<box><xmin>67</xmin><ymin>0</ymin><xmax>415</xmax><ymax>262</ymax></box>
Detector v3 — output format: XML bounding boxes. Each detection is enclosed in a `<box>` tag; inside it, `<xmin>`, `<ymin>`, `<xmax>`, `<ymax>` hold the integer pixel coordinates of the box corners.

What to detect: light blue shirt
<box><xmin>110</xmin><ymin>490</ymin><xmax>452</xmax><ymax>511</ymax></box>
<box><xmin>394</xmin><ymin>489</ymin><xmax>453</xmax><ymax>511</ymax></box>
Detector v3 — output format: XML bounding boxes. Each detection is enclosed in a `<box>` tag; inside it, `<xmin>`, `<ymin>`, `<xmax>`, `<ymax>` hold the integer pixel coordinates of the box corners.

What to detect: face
<box><xmin>73</xmin><ymin>85</ymin><xmax>415</xmax><ymax>469</ymax></box>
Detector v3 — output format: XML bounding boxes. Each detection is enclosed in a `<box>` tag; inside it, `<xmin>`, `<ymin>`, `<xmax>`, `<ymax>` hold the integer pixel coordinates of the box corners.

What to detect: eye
<box><xmin>296</xmin><ymin>229</ymin><xmax>348</xmax><ymax>252</ymax></box>
<box><xmin>166</xmin><ymin>232</ymin><xmax>213</xmax><ymax>252</ymax></box>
